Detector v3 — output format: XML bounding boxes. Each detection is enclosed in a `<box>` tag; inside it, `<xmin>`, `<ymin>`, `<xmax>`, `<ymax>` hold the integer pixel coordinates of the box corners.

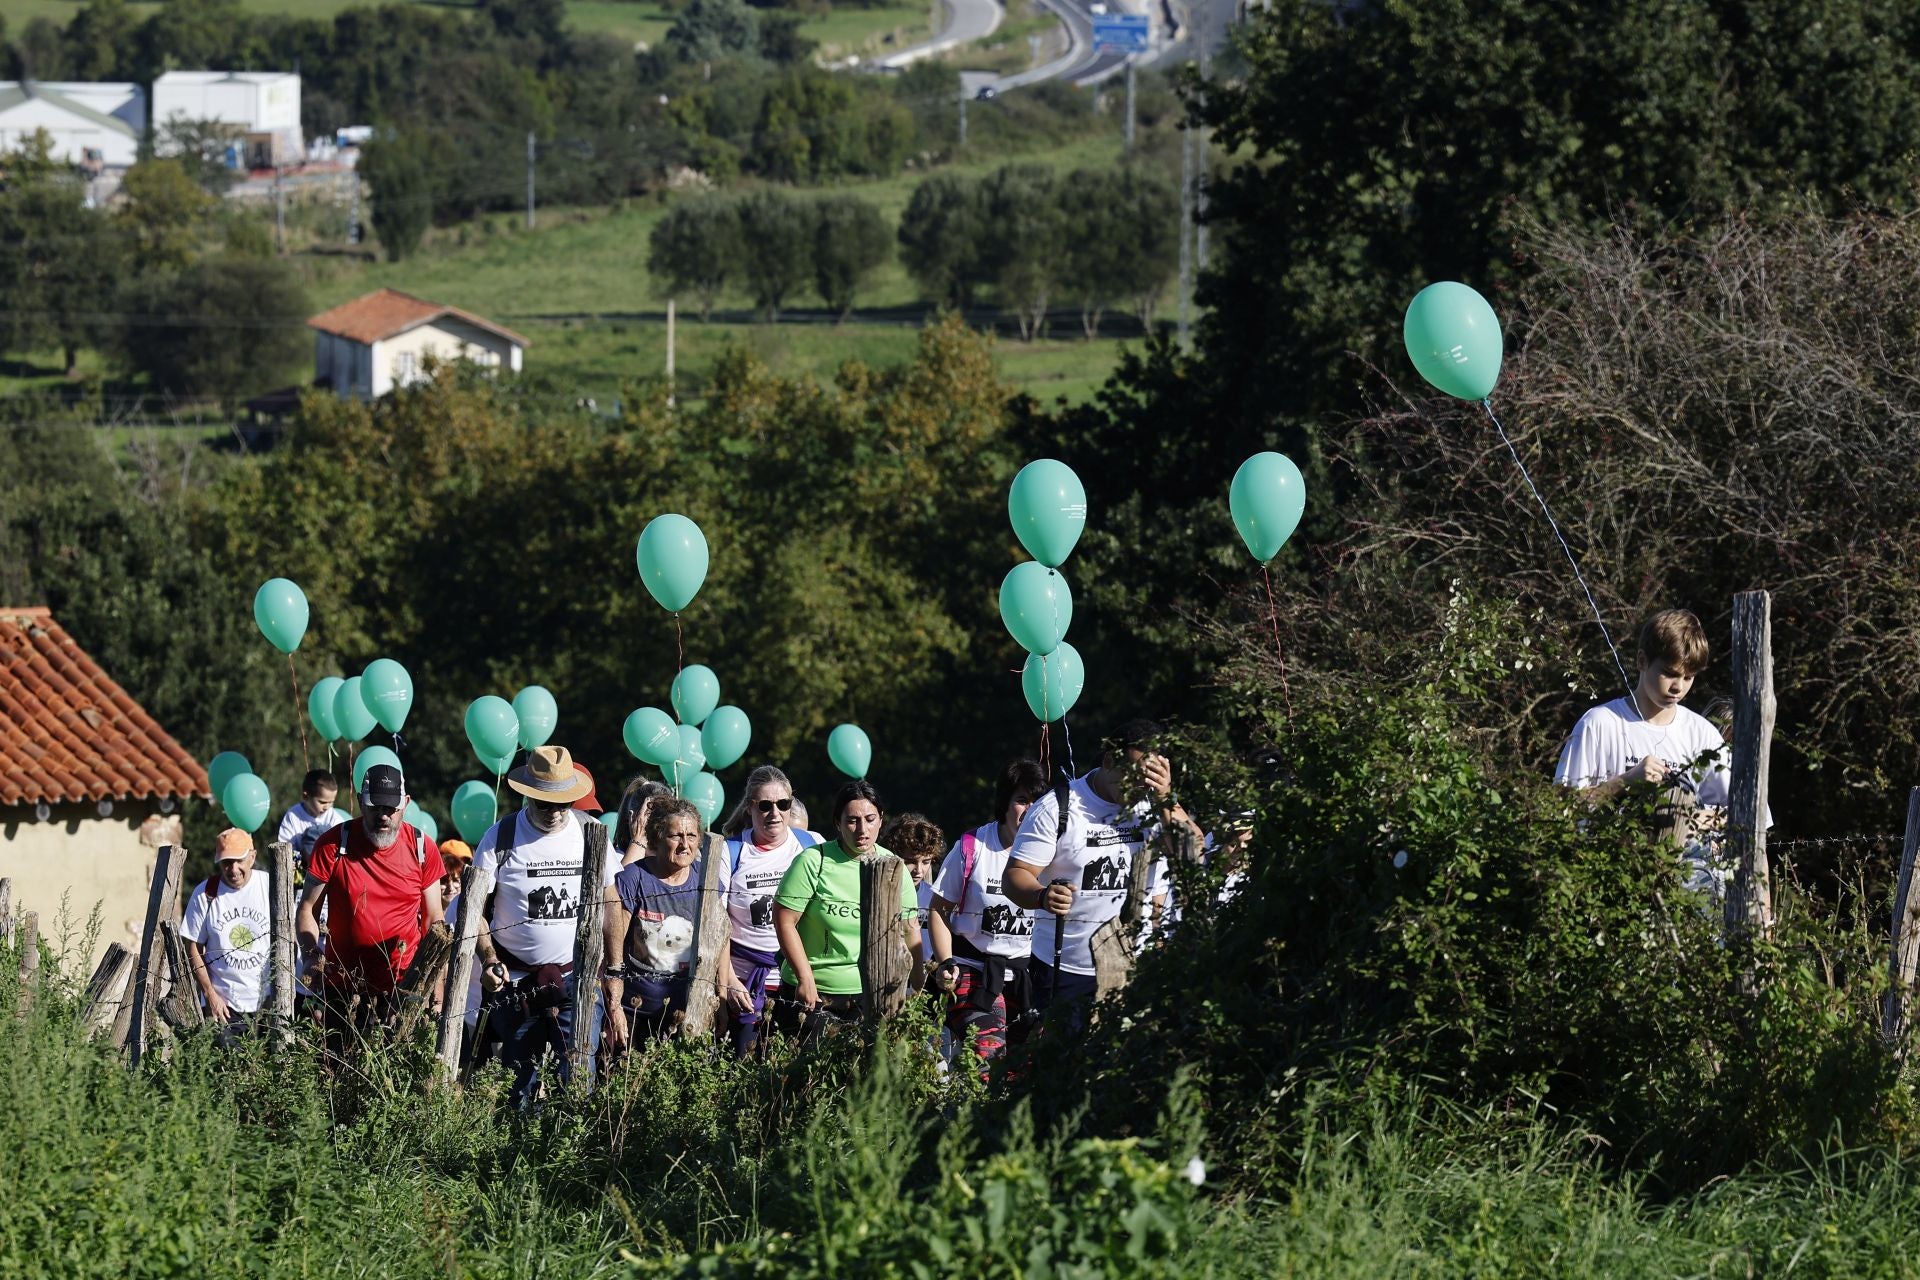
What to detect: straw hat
<box><xmin>506</xmin><ymin>744</ymin><xmax>594</xmax><ymax>805</ymax></box>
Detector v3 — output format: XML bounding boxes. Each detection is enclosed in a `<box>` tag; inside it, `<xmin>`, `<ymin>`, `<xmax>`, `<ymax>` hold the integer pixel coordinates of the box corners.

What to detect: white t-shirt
<box><xmin>1010</xmin><ymin>776</ymin><xmax>1151</xmax><ymax>976</ymax></box>
<box><xmin>180</xmin><ymin>872</ymin><xmax>274</xmax><ymax>1012</ymax></box>
<box><xmin>472</xmin><ymin>810</ymin><xmax>589</xmax><ymax>974</ymax></box>
<box><xmin>724</xmin><ymin>831</ymin><xmax>808</xmax><ymax>958</ymax></box>
<box><xmin>278</xmin><ymin>801</ymin><xmax>346</xmax><ymax>862</ymax></box>
<box><xmin>914</xmin><ymin>879</ymin><xmax>934</xmax><ymax>962</ymax></box>
<box><xmin>933</xmin><ymin>822</ymin><xmax>1035</xmax><ymax>967</ymax></box>
<box><xmin>1556</xmin><ymin>697</ymin><xmax>1751</xmax><ymax>808</ymax></box>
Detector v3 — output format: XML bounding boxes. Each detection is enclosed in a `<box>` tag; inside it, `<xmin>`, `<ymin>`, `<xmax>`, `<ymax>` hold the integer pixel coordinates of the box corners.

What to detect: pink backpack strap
<box><xmin>960</xmin><ymin>831</ymin><xmax>979</xmax><ymax>888</ymax></box>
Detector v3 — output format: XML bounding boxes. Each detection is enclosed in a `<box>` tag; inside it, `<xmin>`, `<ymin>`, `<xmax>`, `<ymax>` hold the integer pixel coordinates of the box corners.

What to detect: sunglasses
<box><xmin>755</xmin><ymin>798</ymin><xmax>794</xmax><ymax>815</ymax></box>
<box><xmin>528</xmin><ymin>798</ymin><xmax>572</xmax><ymax>814</ymax></box>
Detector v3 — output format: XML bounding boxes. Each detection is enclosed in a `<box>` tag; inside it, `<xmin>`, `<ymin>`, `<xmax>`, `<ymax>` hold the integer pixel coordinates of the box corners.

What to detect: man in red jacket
<box><xmin>297</xmin><ymin>763</ymin><xmax>445</xmax><ymax>1037</ymax></box>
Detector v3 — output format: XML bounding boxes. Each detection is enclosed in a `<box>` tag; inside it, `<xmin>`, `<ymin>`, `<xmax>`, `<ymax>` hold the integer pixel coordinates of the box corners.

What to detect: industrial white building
<box><xmin>0</xmin><ymin>82</ymin><xmax>143</xmax><ymax>169</ymax></box>
<box><xmin>152</xmin><ymin>71</ymin><xmax>302</xmax><ymax>168</ymax></box>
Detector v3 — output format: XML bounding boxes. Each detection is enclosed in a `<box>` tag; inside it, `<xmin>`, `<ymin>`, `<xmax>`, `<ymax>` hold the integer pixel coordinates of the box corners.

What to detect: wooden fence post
<box><xmin>568</xmin><ymin>821</ymin><xmax>609</xmax><ymax>1085</ymax></box>
<box><xmin>392</xmin><ymin>922</ymin><xmax>455</xmax><ymax>1042</ymax></box>
<box><xmin>158</xmin><ymin>922</ymin><xmax>204</xmax><ymax>1032</ymax></box>
<box><xmin>1724</xmin><ymin>589</ymin><xmax>1776</xmax><ymax>951</ymax></box>
<box><xmin>1090</xmin><ymin>844</ymin><xmax>1154</xmax><ymax>1001</ymax></box>
<box><xmin>0</xmin><ymin>877</ymin><xmax>13</xmax><ymax>944</ymax></box>
<box><xmin>1885</xmin><ymin>788</ymin><xmax>1920</xmax><ymax>1047</ymax></box>
<box><xmin>126</xmin><ymin>844</ymin><xmax>186</xmax><ymax>1066</ymax></box>
<box><xmin>681</xmin><ymin>832</ymin><xmax>730</xmax><ymax>1043</ymax></box>
<box><xmin>858</xmin><ymin>853</ymin><xmax>910</xmax><ymax>1020</ymax></box>
<box><xmin>268</xmin><ymin>842</ymin><xmax>296</xmax><ymax>1044</ymax></box>
<box><xmin>15</xmin><ymin>911</ymin><xmax>37</xmax><ymax>1013</ymax></box>
<box><xmin>83</xmin><ymin>943</ymin><xmax>135</xmax><ymax>1038</ymax></box>
<box><xmin>436</xmin><ymin>863</ymin><xmax>493</xmax><ymax>1081</ymax></box>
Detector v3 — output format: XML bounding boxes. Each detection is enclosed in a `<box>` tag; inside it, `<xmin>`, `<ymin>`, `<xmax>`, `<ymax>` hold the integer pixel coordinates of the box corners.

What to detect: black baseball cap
<box><xmin>360</xmin><ymin>764</ymin><xmax>405</xmax><ymax>809</ymax></box>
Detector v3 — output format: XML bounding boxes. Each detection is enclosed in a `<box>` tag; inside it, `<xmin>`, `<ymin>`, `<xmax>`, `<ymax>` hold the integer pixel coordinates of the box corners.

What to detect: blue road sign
<box><xmin>1091</xmin><ymin>13</ymin><xmax>1150</xmax><ymax>52</ymax></box>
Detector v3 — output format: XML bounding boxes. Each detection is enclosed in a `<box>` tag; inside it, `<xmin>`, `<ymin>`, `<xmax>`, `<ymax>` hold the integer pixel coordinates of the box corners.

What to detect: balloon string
<box><xmin>288</xmin><ymin>654</ymin><xmax>310</xmax><ymax>773</ymax></box>
<box><xmin>674</xmin><ymin>615</ymin><xmax>685</xmax><ymax>679</ymax></box>
<box><xmin>346</xmin><ymin>743</ymin><xmax>357</xmax><ymax>816</ymax></box>
<box><xmin>1062</xmin><ymin>716</ymin><xmax>1077</xmax><ymax>779</ymax></box>
<box><xmin>1038</xmin><ymin>722</ymin><xmax>1051</xmax><ymax>779</ymax></box>
<box><xmin>1480</xmin><ymin>399</ymin><xmax>1633</xmax><ymax>697</ymax></box>
<box><xmin>1262</xmin><ymin>566</ymin><xmax>1294</xmax><ymax>729</ymax></box>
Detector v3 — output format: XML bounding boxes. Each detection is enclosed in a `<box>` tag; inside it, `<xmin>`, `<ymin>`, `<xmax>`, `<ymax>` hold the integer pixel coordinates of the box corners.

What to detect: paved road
<box><xmin>878</xmin><ymin>0</ymin><xmax>1005</xmax><ymax>68</ymax></box>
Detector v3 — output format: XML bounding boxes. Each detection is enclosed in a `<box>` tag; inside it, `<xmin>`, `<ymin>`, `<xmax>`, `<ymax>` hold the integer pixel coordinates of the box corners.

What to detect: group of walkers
<box><xmin>175</xmin><ymin>607</ymin><xmax>1758</xmax><ymax>1095</ymax></box>
<box><xmin>178</xmin><ymin>717</ymin><xmax>1211</xmax><ymax>1096</ymax></box>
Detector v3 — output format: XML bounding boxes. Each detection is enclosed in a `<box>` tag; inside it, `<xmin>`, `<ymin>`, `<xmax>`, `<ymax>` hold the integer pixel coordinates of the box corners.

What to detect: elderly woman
<box><xmin>603</xmin><ymin>796</ymin><xmax>705</xmax><ymax>1056</ymax></box>
<box><xmin>717</xmin><ymin>764</ymin><xmax>821</xmax><ymax>1055</ymax></box>
<box><xmin>772</xmin><ymin>780</ymin><xmax>921</xmax><ymax>1041</ymax></box>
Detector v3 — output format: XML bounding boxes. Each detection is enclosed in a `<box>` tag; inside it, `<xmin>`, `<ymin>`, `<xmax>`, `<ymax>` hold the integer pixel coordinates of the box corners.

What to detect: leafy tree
<box><xmin>358</xmin><ymin>131</ymin><xmax>434</xmax><ymax>262</ymax></box>
<box><xmin>155</xmin><ymin>117</ymin><xmax>242</xmax><ymax>196</ymax></box>
<box><xmin>1059</xmin><ymin>169</ymin><xmax>1127</xmax><ymax>337</ymax></box>
<box><xmin>736</xmin><ymin>188</ymin><xmax>812</xmax><ymax>320</ymax></box>
<box><xmin>978</xmin><ymin>164</ymin><xmax>1064</xmax><ymax>339</ymax></box>
<box><xmin>0</xmin><ymin>138</ymin><xmax>124</xmax><ymax>373</ymax></box>
<box><xmin>112</xmin><ymin>255</ymin><xmax>311</xmax><ymax>406</ymax></box>
<box><xmin>897</xmin><ymin>172</ymin><xmax>985</xmax><ymax>309</ymax></box>
<box><xmin>757</xmin><ymin>12</ymin><xmax>816</xmax><ymax>64</ymax></box>
<box><xmin>649</xmin><ymin>197</ymin><xmax>746</xmax><ymax>321</ymax></box>
<box><xmin>665</xmin><ymin>0</ymin><xmax>761</xmax><ymax>64</ymax></box>
<box><xmin>1110</xmin><ymin>166</ymin><xmax>1178</xmax><ymax>333</ymax></box>
<box><xmin>115</xmin><ymin>159</ymin><xmax>215</xmax><ymax>274</ymax></box>
<box><xmin>811</xmin><ymin>194</ymin><xmax>889</xmax><ymax>322</ymax></box>
<box><xmin>59</xmin><ymin>0</ymin><xmax>137</xmax><ymax>80</ymax></box>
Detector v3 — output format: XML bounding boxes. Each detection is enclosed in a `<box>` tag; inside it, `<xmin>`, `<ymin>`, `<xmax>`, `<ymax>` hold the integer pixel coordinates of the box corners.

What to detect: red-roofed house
<box><xmin>0</xmin><ymin>608</ymin><xmax>208</xmax><ymax>943</ymax></box>
<box><xmin>308</xmin><ymin>288</ymin><xmax>529</xmax><ymax>400</ymax></box>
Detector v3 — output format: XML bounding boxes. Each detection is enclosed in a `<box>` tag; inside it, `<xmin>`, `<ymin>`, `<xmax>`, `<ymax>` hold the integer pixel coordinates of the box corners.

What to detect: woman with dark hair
<box><xmin>928</xmin><ymin>758</ymin><xmax>1045</xmax><ymax>1069</ymax></box>
<box><xmin>603</xmin><ymin>796</ymin><xmax>704</xmax><ymax>1056</ymax></box>
<box><xmin>772</xmin><ymin>779</ymin><xmax>920</xmax><ymax>1040</ymax></box>
<box><xmin>717</xmin><ymin>764</ymin><xmax>822</xmax><ymax>1055</ymax></box>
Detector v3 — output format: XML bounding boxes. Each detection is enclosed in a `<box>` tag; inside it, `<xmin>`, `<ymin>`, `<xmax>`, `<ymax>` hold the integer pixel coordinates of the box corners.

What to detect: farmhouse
<box><xmin>0</xmin><ymin>81</ymin><xmax>144</xmax><ymax>170</ymax></box>
<box><xmin>308</xmin><ymin>289</ymin><xmax>529</xmax><ymax>400</ymax></box>
<box><xmin>0</xmin><ymin>608</ymin><xmax>207</xmax><ymax>945</ymax></box>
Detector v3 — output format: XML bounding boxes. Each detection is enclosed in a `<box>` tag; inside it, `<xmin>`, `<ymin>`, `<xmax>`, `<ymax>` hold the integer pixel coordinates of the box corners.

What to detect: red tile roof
<box><xmin>0</xmin><ymin>608</ymin><xmax>208</xmax><ymax>807</ymax></box>
<box><xmin>307</xmin><ymin>288</ymin><xmax>531</xmax><ymax>349</ymax></box>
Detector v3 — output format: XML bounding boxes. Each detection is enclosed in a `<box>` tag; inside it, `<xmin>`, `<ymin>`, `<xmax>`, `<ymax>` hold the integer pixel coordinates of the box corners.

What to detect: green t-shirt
<box><xmin>774</xmin><ymin>840</ymin><xmax>918</xmax><ymax>996</ymax></box>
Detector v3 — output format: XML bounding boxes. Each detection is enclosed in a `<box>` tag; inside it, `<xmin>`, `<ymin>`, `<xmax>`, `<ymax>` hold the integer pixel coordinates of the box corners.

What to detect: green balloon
<box><xmin>404</xmin><ymin>801</ymin><xmax>438</xmax><ymax>842</ymax></box>
<box><xmin>481</xmin><ymin>751</ymin><xmax>514</xmax><ymax>777</ymax></box>
<box><xmin>1229</xmin><ymin>452</ymin><xmax>1307</xmax><ymax>563</ymax></box>
<box><xmin>252</xmin><ymin>577</ymin><xmax>309</xmax><ymax>654</ymax></box>
<box><xmin>1008</xmin><ymin>460</ymin><xmax>1087</xmax><ymax>568</ymax></box>
<box><xmin>623</xmin><ymin>707</ymin><xmax>679</xmax><ymax>768</ymax></box>
<box><xmin>360</xmin><ymin>658</ymin><xmax>414</xmax><ymax>734</ymax></box>
<box><xmin>827</xmin><ymin>723</ymin><xmax>871</xmax><ymax>779</ymax></box>
<box><xmin>1403</xmin><ymin>281</ymin><xmax>1503</xmax><ymax>401</ymax></box>
<box><xmin>670</xmin><ymin>664</ymin><xmax>721</xmax><ymax>727</ymax></box>
<box><xmin>636</xmin><ymin>513</ymin><xmax>710</xmax><ymax>613</ymax></box>
<box><xmin>308</xmin><ymin>676</ymin><xmax>344</xmax><ymax>742</ymax></box>
<box><xmin>671</xmin><ymin>723</ymin><xmax>707</xmax><ymax>788</ymax></box>
<box><xmin>221</xmin><ymin>772</ymin><xmax>271</xmax><ymax>832</ymax></box>
<box><xmin>683</xmin><ymin>771</ymin><xmax>724</xmax><ymax>829</ymax></box>
<box><xmin>464</xmin><ymin>695</ymin><xmax>520</xmax><ymax>763</ymax></box>
<box><xmin>1021</xmin><ymin>642</ymin><xmax>1085</xmax><ymax>722</ymax></box>
<box><xmin>998</xmin><ymin>562</ymin><xmax>1073</xmax><ymax>656</ymax></box>
<box><xmin>598</xmin><ymin>810</ymin><xmax>620</xmax><ymax>833</ymax></box>
<box><xmin>451</xmin><ymin>780</ymin><xmax>498</xmax><ymax>844</ymax></box>
<box><xmin>335</xmin><ymin>677</ymin><xmax>378</xmax><ymax>742</ymax></box>
<box><xmin>512</xmin><ymin>686</ymin><xmax>558</xmax><ymax>750</ymax></box>
<box><xmin>353</xmin><ymin>745</ymin><xmax>401</xmax><ymax>791</ymax></box>
<box><xmin>701</xmin><ymin>705</ymin><xmax>752</xmax><ymax>771</ymax></box>
<box><xmin>207</xmin><ymin>751</ymin><xmax>251</xmax><ymax>801</ymax></box>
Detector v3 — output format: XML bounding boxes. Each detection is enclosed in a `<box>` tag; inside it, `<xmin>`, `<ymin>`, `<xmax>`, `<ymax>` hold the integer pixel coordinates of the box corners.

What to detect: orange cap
<box><xmin>214</xmin><ymin>828</ymin><xmax>255</xmax><ymax>861</ymax></box>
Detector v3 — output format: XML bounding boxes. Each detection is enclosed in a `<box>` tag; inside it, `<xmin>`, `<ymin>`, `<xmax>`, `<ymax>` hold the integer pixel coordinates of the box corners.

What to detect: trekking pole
<box><xmin>1049</xmin><ymin>878</ymin><xmax>1069</xmax><ymax>976</ymax></box>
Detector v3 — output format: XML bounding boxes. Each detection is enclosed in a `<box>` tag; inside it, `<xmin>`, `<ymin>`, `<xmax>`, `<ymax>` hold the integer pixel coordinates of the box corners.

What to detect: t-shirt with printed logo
<box><xmin>774</xmin><ymin>840</ymin><xmax>919</xmax><ymax>997</ymax></box>
<box><xmin>1009</xmin><ymin>775</ymin><xmax>1151</xmax><ymax>976</ymax></box>
<box><xmin>933</xmin><ymin>822</ymin><xmax>1034</xmax><ymax>968</ymax></box>
<box><xmin>472</xmin><ymin>809</ymin><xmax>590</xmax><ymax>976</ymax></box>
<box><xmin>180</xmin><ymin>872</ymin><xmax>274</xmax><ymax>1012</ymax></box>
<box><xmin>724</xmin><ymin>830</ymin><xmax>811</xmax><ymax>958</ymax></box>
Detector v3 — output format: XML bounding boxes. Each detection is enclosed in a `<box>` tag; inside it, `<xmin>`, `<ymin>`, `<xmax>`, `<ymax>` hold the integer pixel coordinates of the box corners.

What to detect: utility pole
<box><xmin>958</xmin><ymin>89</ymin><xmax>967</xmax><ymax>148</ymax></box>
<box><xmin>273</xmin><ymin>166</ymin><xmax>285</xmax><ymax>254</ymax></box>
<box><xmin>1124</xmin><ymin>55</ymin><xmax>1136</xmax><ymax>150</ymax></box>
<box><xmin>665</xmin><ymin>298</ymin><xmax>676</xmax><ymax>407</ymax></box>
<box><xmin>525</xmin><ymin>131</ymin><xmax>536</xmax><ymax>231</ymax></box>
<box><xmin>346</xmin><ymin>172</ymin><xmax>361</xmax><ymax>245</ymax></box>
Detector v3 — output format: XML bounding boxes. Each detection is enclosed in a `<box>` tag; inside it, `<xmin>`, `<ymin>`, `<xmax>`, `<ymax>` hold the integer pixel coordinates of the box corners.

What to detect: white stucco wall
<box><xmin>368</xmin><ymin>319</ymin><xmax>523</xmax><ymax>398</ymax></box>
<box><xmin>0</xmin><ymin>802</ymin><xmax>174</xmax><ymax>950</ymax></box>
